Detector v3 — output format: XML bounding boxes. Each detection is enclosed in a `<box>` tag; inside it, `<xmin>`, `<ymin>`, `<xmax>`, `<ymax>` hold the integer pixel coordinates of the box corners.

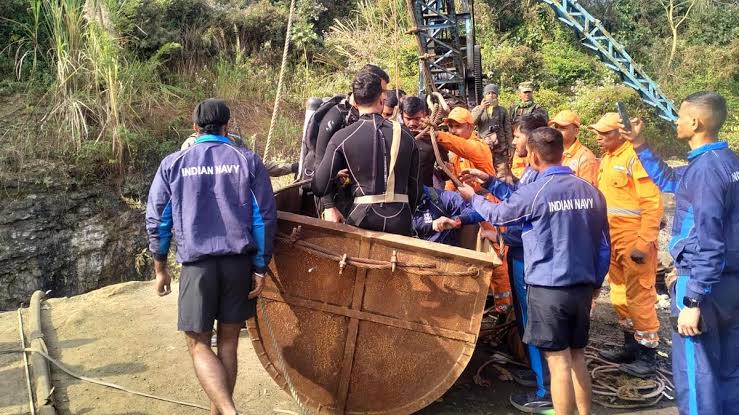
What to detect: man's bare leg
<box><xmin>218</xmin><ymin>323</ymin><xmax>242</xmax><ymax>394</ymax></box>
<box><xmin>186</xmin><ymin>331</ymin><xmax>238</xmax><ymax>415</ymax></box>
<box><xmin>545</xmin><ymin>349</ymin><xmax>576</xmax><ymax>415</ymax></box>
<box><xmin>570</xmin><ymin>348</ymin><xmax>592</xmax><ymax>415</ymax></box>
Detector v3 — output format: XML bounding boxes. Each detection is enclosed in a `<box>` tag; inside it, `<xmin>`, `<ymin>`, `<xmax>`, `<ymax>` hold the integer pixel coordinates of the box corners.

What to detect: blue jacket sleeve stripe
<box><xmin>146</xmin><ymin>162</ymin><xmax>173</xmax><ymax>260</ymax></box>
<box><xmin>157</xmin><ymin>202</ymin><xmax>173</xmax><ymax>257</ymax></box>
<box><xmin>250</xmin><ymin>193</ymin><xmax>267</xmax><ymax>271</ymax></box>
<box><xmin>669</xmin><ymin>206</ymin><xmax>694</xmax><ymax>253</ymax></box>
<box><xmin>635</xmin><ymin>144</ymin><xmax>681</xmax><ymax>193</ymax></box>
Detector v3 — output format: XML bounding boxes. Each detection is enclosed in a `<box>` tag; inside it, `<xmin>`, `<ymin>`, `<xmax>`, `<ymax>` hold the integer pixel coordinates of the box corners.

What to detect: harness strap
<box><xmin>355</xmin><ymin>121</ymin><xmax>409</xmax><ymax>205</ymax></box>
<box><xmin>384</xmin><ymin>120</ymin><xmax>402</xmax><ymax>202</ymax></box>
<box><xmin>355</xmin><ymin>194</ymin><xmax>409</xmax><ymax>204</ymax></box>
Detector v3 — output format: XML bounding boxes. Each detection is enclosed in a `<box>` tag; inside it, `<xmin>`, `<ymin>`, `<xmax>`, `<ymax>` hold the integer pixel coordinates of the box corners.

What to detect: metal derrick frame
<box><xmin>410</xmin><ymin>0</ymin><xmax>678</xmax><ymax>122</ymax></box>
<box><xmin>413</xmin><ymin>0</ymin><xmax>475</xmax><ymax>103</ymax></box>
<box><xmin>541</xmin><ymin>0</ymin><xmax>678</xmax><ymax>122</ymax></box>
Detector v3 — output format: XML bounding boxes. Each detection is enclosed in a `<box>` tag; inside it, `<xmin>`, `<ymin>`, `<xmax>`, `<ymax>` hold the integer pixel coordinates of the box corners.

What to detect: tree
<box><xmin>658</xmin><ymin>0</ymin><xmax>699</xmax><ymax>66</ymax></box>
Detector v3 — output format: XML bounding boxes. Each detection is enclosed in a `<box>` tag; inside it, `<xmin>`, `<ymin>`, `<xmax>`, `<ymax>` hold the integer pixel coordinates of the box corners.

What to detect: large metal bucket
<box><xmin>247</xmin><ymin>187</ymin><xmax>497</xmax><ymax>414</ymax></box>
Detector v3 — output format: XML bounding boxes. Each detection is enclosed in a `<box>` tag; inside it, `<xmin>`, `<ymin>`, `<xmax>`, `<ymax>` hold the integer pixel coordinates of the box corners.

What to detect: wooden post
<box><xmin>28</xmin><ymin>290</ymin><xmax>56</xmax><ymax>415</ymax></box>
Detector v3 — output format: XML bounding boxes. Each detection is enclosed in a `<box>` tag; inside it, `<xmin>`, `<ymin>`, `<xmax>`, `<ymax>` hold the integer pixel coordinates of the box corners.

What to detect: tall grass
<box><xmin>319</xmin><ymin>0</ymin><xmax>419</xmax><ymax>92</ymax></box>
<box><xmin>10</xmin><ymin>0</ymin><xmax>179</xmax><ymax>170</ymax></box>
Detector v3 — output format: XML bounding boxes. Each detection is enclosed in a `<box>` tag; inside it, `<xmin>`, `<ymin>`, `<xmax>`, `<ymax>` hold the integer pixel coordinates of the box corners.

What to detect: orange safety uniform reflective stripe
<box><xmin>562</xmin><ymin>139</ymin><xmax>599</xmax><ymax>186</ymax></box>
<box><xmin>598</xmin><ymin>141</ymin><xmax>663</xmax><ymax>250</ymax></box>
<box><xmin>598</xmin><ymin>141</ymin><xmax>663</xmax><ymax>344</ymax></box>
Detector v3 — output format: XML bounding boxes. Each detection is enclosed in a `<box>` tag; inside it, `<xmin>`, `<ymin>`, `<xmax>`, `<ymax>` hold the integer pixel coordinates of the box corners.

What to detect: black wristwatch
<box><xmin>682</xmin><ymin>296</ymin><xmax>701</xmax><ymax>308</ymax></box>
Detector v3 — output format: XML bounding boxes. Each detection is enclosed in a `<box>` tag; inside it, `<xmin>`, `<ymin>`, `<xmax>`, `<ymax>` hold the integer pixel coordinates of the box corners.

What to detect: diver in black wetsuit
<box><xmin>314</xmin><ymin>64</ymin><xmax>390</xmax><ymax>223</ymax></box>
<box><xmin>311</xmin><ymin>70</ymin><xmax>421</xmax><ymax>236</ymax></box>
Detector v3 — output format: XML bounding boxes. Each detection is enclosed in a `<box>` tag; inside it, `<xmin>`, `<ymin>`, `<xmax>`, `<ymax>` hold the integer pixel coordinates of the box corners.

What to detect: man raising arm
<box><xmin>622</xmin><ymin>92</ymin><xmax>739</xmax><ymax>415</ymax></box>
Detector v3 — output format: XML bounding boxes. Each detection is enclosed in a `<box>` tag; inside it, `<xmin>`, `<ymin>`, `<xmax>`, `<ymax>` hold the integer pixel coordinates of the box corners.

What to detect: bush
<box><xmin>483</xmin><ymin>44</ymin><xmax>543</xmax><ymax>89</ymax></box>
<box><xmin>539</xmin><ymin>43</ymin><xmax>610</xmax><ymax>89</ymax></box>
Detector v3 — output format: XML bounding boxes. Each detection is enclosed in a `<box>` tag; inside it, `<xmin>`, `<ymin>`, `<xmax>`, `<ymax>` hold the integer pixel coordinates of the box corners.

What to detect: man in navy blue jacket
<box><xmin>459</xmin><ymin>127</ymin><xmax>610</xmax><ymax>415</ymax></box>
<box><xmin>412</xmin><ymin>186</ymin><xmax>483</xmax><ymax>246</ymax></box>
<box><xmin>622</xmin><ymin>92</ymin><xmax>739</xmax><ymax>415</ymax></box>
<box><xmin>146</xmin><ymin>99</ymin><xmax>277</xmax><ymax>415</ymax></box>
<box><xmin>460</xmin><ymin>113</ymin><xmax>554</xmax><ymax>412</ymax></box>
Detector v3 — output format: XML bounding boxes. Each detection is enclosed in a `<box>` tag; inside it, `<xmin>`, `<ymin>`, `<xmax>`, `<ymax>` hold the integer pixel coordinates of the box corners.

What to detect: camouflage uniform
<box><xmin>509</xmin><ymin>81</ymin><xmax>548</xmax><ymax>126</ymax></box>
<box><xmin>471</xmin><ymin>104</ymin><xmax>512</xmax><ymax>180</ymax></box>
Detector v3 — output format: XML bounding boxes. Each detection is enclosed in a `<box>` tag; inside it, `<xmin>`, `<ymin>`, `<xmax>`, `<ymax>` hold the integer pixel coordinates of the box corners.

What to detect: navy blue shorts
<box><xmin>178</xmin><ymin>255</ymin><xmax>255</xmax><ymax>333</ymax></box>
<box><xmin>523</xmin><ymin>284</ymin><xmax>594</xmax><ymax>352</ymax></box>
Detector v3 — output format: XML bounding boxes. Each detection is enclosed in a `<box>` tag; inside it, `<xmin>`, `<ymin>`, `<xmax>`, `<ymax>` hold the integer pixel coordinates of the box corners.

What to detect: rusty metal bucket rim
<box><xmin>277</xmin><ymin>211</ymin><xmax>497</xmax><ymax>267</ymax></box>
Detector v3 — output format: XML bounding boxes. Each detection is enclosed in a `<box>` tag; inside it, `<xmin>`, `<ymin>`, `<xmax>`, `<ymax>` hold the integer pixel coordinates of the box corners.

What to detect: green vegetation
<box><xmin>1</xmin><ymin>0</ymin><xmax>737</xmax><ymax>198</ymax></box>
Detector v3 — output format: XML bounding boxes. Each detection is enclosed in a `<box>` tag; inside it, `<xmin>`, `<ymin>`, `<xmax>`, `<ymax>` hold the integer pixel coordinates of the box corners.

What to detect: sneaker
<box><xmin>509</xmin><ymin>391</ymin><xmax>554</xmax><ymax>414</ymax></box>
<box><xmin>512</xmin><ymin>369</ymin><xmax>550</xmax><ymax>387</ymax></box>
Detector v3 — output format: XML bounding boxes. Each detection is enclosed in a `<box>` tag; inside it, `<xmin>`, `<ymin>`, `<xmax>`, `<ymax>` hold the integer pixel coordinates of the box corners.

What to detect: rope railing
<box><xmin>275</xmin><ymin>230</ymin><xmax>481</xmax><ymax>278</ymax></box>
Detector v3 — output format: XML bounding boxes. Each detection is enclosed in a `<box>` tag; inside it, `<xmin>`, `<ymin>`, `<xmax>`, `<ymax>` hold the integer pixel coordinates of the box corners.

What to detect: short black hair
<box><xmin>684</xmin><ymin>91</ymin><xmax>728</xmax><ymax>134</ymax></box>
<box><xmin>528</xmin><ymin>127</ymin><xmax>564</xmax><ymax>164</ymax></box>
<box><xmin>352</xmin><ymin>72</ymin><xmax>383</xmax><ymax>106</ymax></box>
<box><xmin>358</xmin><ymin>64</ymin><xmax>390</xmax><ymax>83</ymax></box>
<box><xmin>400</xmin><ymin>96</ymin><xmax>427</xmax><ymax>116</ymax></box>
<box><xmin>384</xmin><ymin>90</ymin><xmax>399</xmax><ymax>108</ymax></box>
<box><xmin>518</xmin><ymin>112</ymin><xmax>549</xmax><ymax>135</ymax></box>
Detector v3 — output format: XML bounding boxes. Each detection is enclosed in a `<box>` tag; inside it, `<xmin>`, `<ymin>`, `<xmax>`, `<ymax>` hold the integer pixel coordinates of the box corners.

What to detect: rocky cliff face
<box><xmin>0</xmin><ymin>189</ymin><xmax>152</xmax><ymax>310</ymax></box>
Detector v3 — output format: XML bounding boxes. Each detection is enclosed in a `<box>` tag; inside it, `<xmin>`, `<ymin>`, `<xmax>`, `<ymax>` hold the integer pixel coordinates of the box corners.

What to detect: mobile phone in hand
<box><xmin>616</xmin><ymin>102</ymin><xmax>632</xmax><ymax>132</ymax></box>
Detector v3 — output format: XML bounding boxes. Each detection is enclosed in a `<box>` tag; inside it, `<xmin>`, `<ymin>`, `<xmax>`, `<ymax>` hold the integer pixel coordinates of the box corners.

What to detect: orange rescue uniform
<box><xmin>562</xmin><ymin>140</ymin><xmax>599</xmax><ymax>186</ymax></box>
<box><xmin>598</xmin><ymin>141</ymin><xmax>663</xmax><ymax>347</ymax></box>
<box><xmin>511</xmin><ymin>154</ymin><xmax>528</xmax><ymax>179</ymax></box>
<box><xmin>436</xmin><ymin>130</ymin><xmax>512</xmax><ymax>308</ymax></box>
<box><xmin>437</xmin><ymin>131</ymin><xmax>495</xmax><ymax>190</ymax></box>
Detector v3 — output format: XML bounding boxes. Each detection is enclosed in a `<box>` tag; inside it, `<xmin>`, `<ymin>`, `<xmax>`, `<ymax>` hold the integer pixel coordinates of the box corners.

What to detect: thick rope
<box><xmin>276</xmin><ymin>232</ymin><xmax>480</xmax><ymax>277</ymax></box>
<box><xmin>17</xmin><ymin>310</ymin><xmax>36</xmax><ymax>415</ymax></box>
<box><xmin>585</xmin><ymin>347</ymin><xmax>674</xmax><ymax>408</ymax></box>
<box><xmin>0</xmin><ymin>348</ymin><xmax>212</xmax><ymax>411</ymax></box>
<box><xmin>263</xmin><ymin>0</ymin><xmax>297</xmax><ymax>160</ymax></box>
<box><xmin>258</xmin><ymin>298</ymin><xmax>313</xmax><ymax>415</ymax></box>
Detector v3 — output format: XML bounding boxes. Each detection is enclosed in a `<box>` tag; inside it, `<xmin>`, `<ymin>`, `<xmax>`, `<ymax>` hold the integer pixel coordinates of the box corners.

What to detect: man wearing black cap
<box><xmin>472</xmin><ymin>84</ymin><xmax>513</xmax><ymax>180</ymax></box>
<box><xmin>146</xmin><ymin>98</ymin><xmax>277</xmax><ymax>415</ymax></box>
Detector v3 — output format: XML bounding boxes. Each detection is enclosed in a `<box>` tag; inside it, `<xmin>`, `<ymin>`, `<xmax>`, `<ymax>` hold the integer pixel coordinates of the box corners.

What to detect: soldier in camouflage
<box><xmin>472</xmin><ymin>84</ymin><xmax>513</xmax><ymax>180</ymax></box>
<box><xmin>509</xmin><ymin>81</ymin><xmax>548</xmax><ymax>127</ymax></box>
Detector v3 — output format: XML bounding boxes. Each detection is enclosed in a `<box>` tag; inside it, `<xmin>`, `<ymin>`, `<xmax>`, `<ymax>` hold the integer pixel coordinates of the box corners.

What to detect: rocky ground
<box><xmin>0</xmin><ymin>280</ymin><xmax>677</xmax><ymax>415</ymax></box>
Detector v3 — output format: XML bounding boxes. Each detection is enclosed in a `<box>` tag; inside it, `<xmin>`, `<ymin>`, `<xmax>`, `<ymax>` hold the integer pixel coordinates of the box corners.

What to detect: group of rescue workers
<box><xmin>145</xmin><ymin>63</ymin><xmax>738</xmax><ymax>415</ymax></box>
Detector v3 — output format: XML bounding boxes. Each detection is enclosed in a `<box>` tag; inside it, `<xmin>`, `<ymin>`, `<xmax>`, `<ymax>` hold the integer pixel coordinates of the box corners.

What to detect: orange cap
<box><xmin>443</xmin><ymin>107</ymin><xmax>474</xmax><ymax>125</ymax></box>
<box><xmin>549</xmin><ymin>110</ymin><xmax>581</xmax><ymax>128</ymax></box>
<box><xmin>588</xmin><ymin>112</ymin><xmax>622</xmax><ymax>133</ymax></box>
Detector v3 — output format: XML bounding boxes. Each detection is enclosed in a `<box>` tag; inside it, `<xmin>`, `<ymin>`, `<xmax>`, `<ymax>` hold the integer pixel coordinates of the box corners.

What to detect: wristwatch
<box><xmin>253</xmin><ymin>272</ymin><xmax>266</xmax><ymax>279</ymax></box>
<box><xmin>682</xmin><ymin>296</ymin><xmax>701</xmax><ymax>308</ymax></box>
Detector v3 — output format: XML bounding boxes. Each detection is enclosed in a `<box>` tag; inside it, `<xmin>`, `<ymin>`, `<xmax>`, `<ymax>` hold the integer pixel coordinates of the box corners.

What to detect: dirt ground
<box><xmin>1</xmin><ymin>281</ymin><xmax>677</xmax><ymax>415</ymax></box>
